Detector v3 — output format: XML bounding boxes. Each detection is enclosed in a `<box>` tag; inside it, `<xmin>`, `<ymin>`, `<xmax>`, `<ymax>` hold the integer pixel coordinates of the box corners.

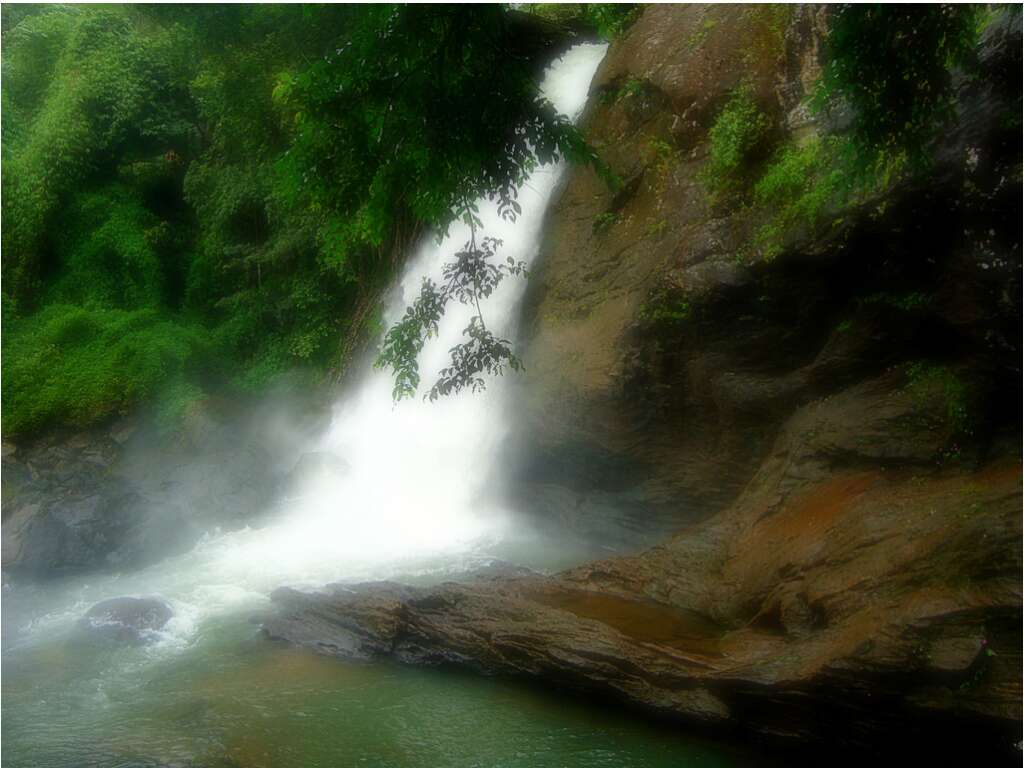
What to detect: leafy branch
<box><xmin>375</xmin><ymin>201</ymin><xmax>528</xmax><ymax>402</ymax></box>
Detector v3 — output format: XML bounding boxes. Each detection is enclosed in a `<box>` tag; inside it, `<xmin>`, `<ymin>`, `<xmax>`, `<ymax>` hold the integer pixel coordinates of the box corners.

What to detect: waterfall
<box><xmin>253</xmin><ymin>40</ymin><xmax>611</xmax><ymax>573</ymax></box>
<box><xmin>4</xmin><ymin>42</ymin><xmax>608</xmax><ymax>649</ymax></box>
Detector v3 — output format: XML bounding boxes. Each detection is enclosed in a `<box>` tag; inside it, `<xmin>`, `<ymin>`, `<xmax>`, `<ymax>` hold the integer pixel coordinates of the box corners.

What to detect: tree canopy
<box><xmin>0</xmin><ymin>4</ymin><xmax>600</xmax><ymax>436</ymax></box>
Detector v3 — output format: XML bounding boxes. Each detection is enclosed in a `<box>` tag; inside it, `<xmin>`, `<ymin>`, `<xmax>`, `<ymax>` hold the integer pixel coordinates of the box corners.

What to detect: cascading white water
<box><xmin>185</xmin><ymin>40</ymin><xmax>609</xmax><ymax>591</ymax></box>
<box><xmin>4</xmin><ymin>42</ymin><xmax>608</xmax><ymax>650</ymax></box>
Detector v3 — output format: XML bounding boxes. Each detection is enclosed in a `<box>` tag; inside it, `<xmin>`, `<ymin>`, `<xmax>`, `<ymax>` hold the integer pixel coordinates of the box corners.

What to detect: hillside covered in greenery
<box><xmin>1</xmin><ymin>4</ymin><xmax>632</xmax><ymax>437</ymax></box>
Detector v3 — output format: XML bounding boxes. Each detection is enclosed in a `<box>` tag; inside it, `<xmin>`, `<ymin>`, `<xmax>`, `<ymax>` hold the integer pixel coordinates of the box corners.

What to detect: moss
<box><xmin>904</xmin><ymin>361</ymin><xmax>975</xmax><ymax>438</ymax></box>
<box><xmin>750</xmin><ymin>135</ymin><xmax>905</xmax><ymax>259</ymax></box>
<box><xmin>600</xmin><ymin>76</ymin><xmax>645</xmax><ymax>106</ymax></box>
<box><xmin>699</xmin><ymin>86</ymin><xmax>772</xmax><ymax>203</ymax></box>
<box><xmin>592</xmin><ymin>211</ymin><xmax>620</xmax><ymax>235</ymax></box>
<box><xmin>520</xmin><ymin>3</ymin><xmax>639</xmax><ymax>40</ymax></box>
<box><xmin>861</xmin><ymin>292</ymin><xmax>931</xmax><ymax>312</ymax></box>
<box><xmin>619</xmin><ymin>76</ymin><xmax>645</xmax><ymax>102</ymax></box>
<box><xmin>645</xmin><ymin>138</ymin><xmax>676</xmax><ymax>175</ymax></box>
<box><xmin>687</xmin><ymin>17</ymin><xmax>718</xmax><ymax>49</ymax></box>
<box><xmin>645</xmin><ymin>219</ymin><xmax>668</xmax><ymax>239</ymax></box>
<box><xmin>740</xmin><ymin>5</ymin><xmax>793</xmax><ymax>64</ymax></box>
<box><xmin>640</xmin><ymin>287</ymin><xmax>692</xmax><ymax>326</ymax></box>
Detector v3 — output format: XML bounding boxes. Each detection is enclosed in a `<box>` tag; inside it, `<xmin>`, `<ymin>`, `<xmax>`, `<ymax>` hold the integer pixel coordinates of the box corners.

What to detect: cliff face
<box><xmin>508</xmin><ymin>5</ymin><xmax>835</xmax><ymax>535</ymax></box>
<box><xmin>511</xmin><ymin>4</ymin><xmax>1021</xmax><ymax>539</ymax></box>
<box><xmin>265</xmin><ymin>5</ymin><xmax>1022</xmax><ymax>758</ymax></box>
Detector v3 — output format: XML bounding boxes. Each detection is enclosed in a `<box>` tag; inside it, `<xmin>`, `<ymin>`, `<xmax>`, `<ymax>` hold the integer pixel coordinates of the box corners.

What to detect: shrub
<box><xmin>816</xmin><ymin>4</ymin><xmax>982</xmax><ymax>169</ymax></box>
<box><xmin>751</xmin><ymin>136</ymin><xmax>904</xmax><ymax>259</ymax></box>
<box><xmin>1</xmin><ymin>305</ymin><xmax>212</xmax><ymax>436</ymax></box>
<box><xmin>699</xmin><ymin>87</ymin><xmax>771</xmax><ymax>202</ymax></box>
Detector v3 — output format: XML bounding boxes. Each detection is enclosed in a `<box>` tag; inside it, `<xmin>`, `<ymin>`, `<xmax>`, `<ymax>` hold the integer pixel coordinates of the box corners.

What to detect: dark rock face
<box><xmin>265</xmin><ymin>4</ymin><xmax>1022</xmax><ymax>760</ymax></box>
<box><xmin>1</xmin><ymin>398</ymin><xmax>295</xmax><ymax>579</ymax></box>
<box><xmin>80</xmin><ymin>596</ymin><xmax>173</xmax><ymax>644</ymax></box>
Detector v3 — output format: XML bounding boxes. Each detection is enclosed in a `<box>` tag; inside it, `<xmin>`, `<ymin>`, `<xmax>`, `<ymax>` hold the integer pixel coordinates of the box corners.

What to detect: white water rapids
<box><xmin>3</xmin><ymin>43</ymin><xmax>608</xmax><ymax>653</ymax></box>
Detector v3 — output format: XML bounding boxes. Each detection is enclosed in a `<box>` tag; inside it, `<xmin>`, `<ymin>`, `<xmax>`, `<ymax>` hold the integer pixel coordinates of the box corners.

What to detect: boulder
<box><xmin>79</xmin><ymin>596</ymin><xmax>174</xmax><ymax>644</ymax></box>
<box><xmin>264</xmin><ymin>458</ymin><xmax>1021</xmax><ymax>758</ymax></box>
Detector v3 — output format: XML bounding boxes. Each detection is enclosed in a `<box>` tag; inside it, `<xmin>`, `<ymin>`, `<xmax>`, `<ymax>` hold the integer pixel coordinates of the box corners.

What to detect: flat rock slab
<box><xmin>262</xmin><ymin>461</ymin><xmax>1022</xmax><ymax>759</ymax></box>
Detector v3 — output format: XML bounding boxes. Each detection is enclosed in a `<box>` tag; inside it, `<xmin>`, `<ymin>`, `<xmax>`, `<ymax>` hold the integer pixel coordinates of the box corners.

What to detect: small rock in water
<box><xmin>79</xmin><ymin>596</ymin><xmax>173</xmax><ymax>644</ymax></box>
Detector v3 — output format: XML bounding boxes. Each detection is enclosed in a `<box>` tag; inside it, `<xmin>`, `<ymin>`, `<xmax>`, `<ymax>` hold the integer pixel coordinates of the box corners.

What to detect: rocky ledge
<box><xmin>264</xmin><ymin>458</ymin><xmax>1020</xmax><ymax>759</ymax></box>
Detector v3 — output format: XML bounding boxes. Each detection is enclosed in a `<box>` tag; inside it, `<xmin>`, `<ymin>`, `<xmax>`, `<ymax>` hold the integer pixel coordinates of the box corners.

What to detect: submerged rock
<box><xmin>80</xmin><ymin>596</ymin><xmax>173</xmax><ymax>644</ymax></box>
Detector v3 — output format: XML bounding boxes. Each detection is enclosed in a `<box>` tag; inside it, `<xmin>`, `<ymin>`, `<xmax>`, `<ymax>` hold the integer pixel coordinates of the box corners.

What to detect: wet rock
<box><xmin>2</xmin><ymin>401</ymin><xmax>286</xmax><ymax>579</ymax></box>
<box><xmin>265</xmin><ymin>460</ymin><xmax>1021</xmax><ymax>757</ymax></box>
<box><xmin>512</xmin><ymin>2</ymin><xmax>1022</xmax><ymax>540</ymax></box>
<box><xmin>80</xmin><ymin>596</ymin><xmax>173</xmax><ymax>643</ymax></box>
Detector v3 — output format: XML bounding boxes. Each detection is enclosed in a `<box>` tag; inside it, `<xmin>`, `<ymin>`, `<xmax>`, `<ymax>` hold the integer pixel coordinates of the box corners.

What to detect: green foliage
<box><xmin>719</xmin><ymin>5</ymin><xmax>985</xmax><ymax>261</ymax></box>
<box><xmin>274</xmin><ymin>6</ymin><xmax>599</xmax><ymax>267</ymax></box>
<box><xmin>593</xmin><ymin>212</ymin><xmax>621</xmax><ymax>235</ymax></box>
<box><xmin>619</xmin><ymin>77</ymin><xmax>645</xmax><ymax>102</ymax></box>
<box><xmin>645</xmin><ymin>139</ymin><xmax>676</xmax><ymax>175</ymax></box>
<box><xmin>2</xmin><ymin>6</ymin><xmax>194</xmax><ymax>303</ymax></box>
<box><xmin>153</xmin><ymin>380</ymin><xmax>205</xmax><ymax>436</ymax></box>
<box><xmin>47</xmin><ymin>185</ymin><xmax>168</xmax><ymax>309</ymax></box>
<box><xmin>1</xmin><ymin>305</ymin><xmax>211</xmax><ymax>435</ymax></box>
<box><xmin>520</xmin><ymin>4</ymin><xmax>639</xmax><ymax>40</ymax></box>
<box><xmin>645</xmin><ymin>219</ymin><xmax>668</xmax><ymax>238</ymax></box>
<box><xmin>687</xmin><ymin>17</ymin><xmax>718</xmax><ymax>49</ymax></box>
<box><xmin>375</xmin><ymin>229</ymin><xmax>527</xmax><ymax>401</ymax></box>
<box><xmin>739</xmin><ymin>5</ymin><xmax>793</xmax><ymax>63</ymax></box>
<box><xmin>751</xmin><ymin>137</ymin><xmax>847</xmax><ymax>259</ymax></box>
<box><xmin>583</xmin><ymin>4</ymin><xmax>640</xmax><ymax>40</ymax></box>
<box><xmin>750</xmin><ymin>135</ymin><xmax>904</xmax><ymax>259</ymax></box>
<box><xmin>905</xmin><ymin>361</ymin><xmax>975</xmax><ymax>438</ymax></box>
<box><xmin>699</xmin><ymin>87</ymin><xmax>772</xmax><ymax>202</ymax></box>
<box><xmin>1</xmin><ymin>4</ymin><xmax>604</xmax><ymax>434</ymax></box>
<box><xmin>816</xmin><ymin>4</ymin><xmax>982</xmax><ymax>168</ymax></box>
<box><xmin>640</xmin><ymin>288</ymin><xmax>692</xmax><ymax>326</ymax></box>
<box><xmin>861</xmin><ymin>292</ymin><xmax>932</xmax><ymax>312</ymax></box>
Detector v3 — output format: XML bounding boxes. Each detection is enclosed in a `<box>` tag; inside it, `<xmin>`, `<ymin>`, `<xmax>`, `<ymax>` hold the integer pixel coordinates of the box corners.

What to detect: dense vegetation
<box><xmin>1</xmin><ymin>4</ymin><xmax>624</xmax><ymax>436</ymax></box>
<box><xmin>696</xmin><ymin>4</ymin><xmax>994</xmax><ymax>260</ymax></box>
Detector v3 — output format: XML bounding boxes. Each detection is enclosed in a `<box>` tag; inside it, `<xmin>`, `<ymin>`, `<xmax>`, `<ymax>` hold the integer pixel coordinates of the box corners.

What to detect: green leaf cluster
<box><xmin>520</xmin><ymin>4</ymin><xmax>640</xmax><ymax>41</ymax></box>
<box><xmin>1</xmin><ymin>304</ymin><xmax>211</xmax><ymax>435</ymax></box>
<box><xmin>698</xmin><ymin>86</ymin><xmax>772</xmax><ymax>203</ymax></box>
<box><xmin>815</xmin><ymin>4</ymin><xmax>983</xmax><ymax>169</ymax></box>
